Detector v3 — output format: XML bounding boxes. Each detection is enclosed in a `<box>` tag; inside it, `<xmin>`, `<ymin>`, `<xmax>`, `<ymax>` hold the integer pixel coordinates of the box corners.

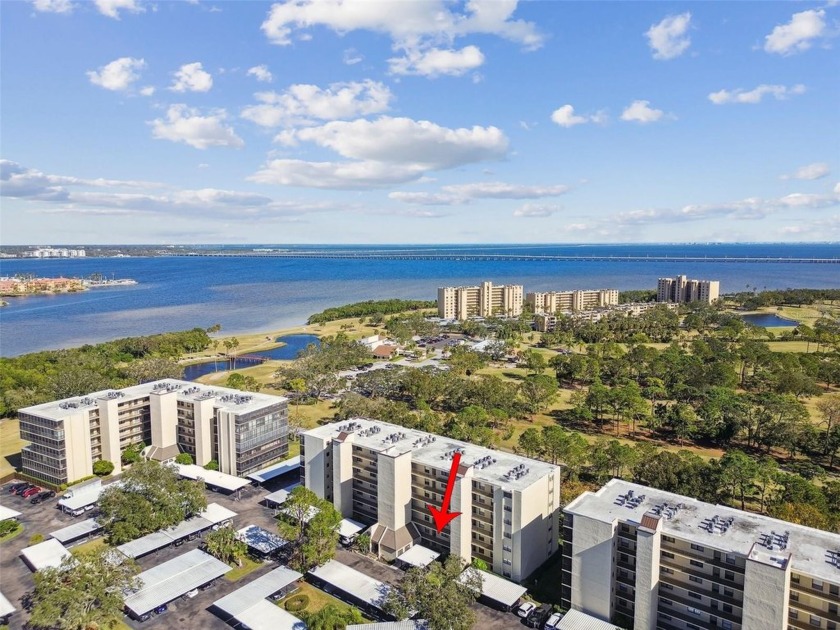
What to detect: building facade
<box><xmin>562</xmin><ymin>479</ymin><xmax>840</xmax><ymax>630</ymax></box>
<box><xmin>301</xmin><ymin>419</ymin><xmax>561</xmax><ymax>581</ymax></box>
<box><xmin>534</xmin><ymin>302</ymin><xmax>679</xmax><ymax>332</ymax></box>
<box><xmin>19</xmin><ymin>380</ymin><xmax>289</xmax><ymax>485</ymax></box>
<box><xmin>657</xmin><ymin>275</ymin><xmax>720</xmax><ymax>304</ymax></box>
<box><xmin>437</xmin><ymin>281</ymin><xmax>524</xmax><ymax>320</ymax></box>
<box><xmin>527</xmin><ymin>289</ymin><xmax>619</xmax><ymax>314</ymax></box>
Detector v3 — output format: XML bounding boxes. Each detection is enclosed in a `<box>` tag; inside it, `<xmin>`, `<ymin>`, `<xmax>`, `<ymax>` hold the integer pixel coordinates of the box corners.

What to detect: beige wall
<box><xmin>634</xmin><ymin>523</ymin><xmax>661</xmax><ymax>630</ymax></box>
<box><xmin>97</xmin><ymin>399</ymin><xmax>122</xmax><ymax>474</ymax></box>
<box><xmin>303</xmin><ymin>434</ymin><xmax>330</xmax><ymax>500</ymax></box>
<box><xmin>332</xmin><ymin>438</ymin><xmax>355</xmax><ymax>517</ymax></box>
<box><xmin>215</xmin><ymin>409</ymin><xmax>237</xmax><ymax>475</ymax></box>
<box><xmin>376</xmin><ymin>450</ymin><xmax>412</xmax><ymax>531</ymax></box>
<box><xmin>63</xmin><ymin>412</ymin><xmax>94</xmax><ymax>481</ymax></box>
<box><xmin>570</xmin><ymin>513</ymin><xmax>616</xmax><ymax>621</ymax></box>
<box><xmin>149</xmin><ymin>390</ymin><xmax>178</xmax><ymax>450</ymax></box>
<box><xmin>193</xmin><ymin>398</ymin><xmax>216</xmax><ymax>466</ymax></box>
<box><xmin>742</xmin><ymin>556</ymin><xmax>790</xmax><ymax>630</ymax></box>
<box><xmin>449</xmin><ymin>468</ymin><xmax>473</xmax><ymax>564</ymax></box>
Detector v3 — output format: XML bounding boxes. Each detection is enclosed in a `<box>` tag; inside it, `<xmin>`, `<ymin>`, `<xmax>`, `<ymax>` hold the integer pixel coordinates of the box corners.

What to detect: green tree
<box><xmin>816</xmin><ymin>394</ymin><xmax>840</xmax><ymax>459</ymax></box>
<box><xmin>203</xmin><ymin>525</ymin><xmax>248</xmax><ymax>566</ymax></box>
<box><xmin>278</xmin><ymin>486</ymin><xmax>341</xmax><ymax>572</ymax></box>
<box><xmin>175</xmin><ymin>452</ymin><xmax>194</xmax><ymax>465</ymax></box>
<box><xmin>92</xmin><ymin>459</ymin><xmax>114</xmax><ymax>476</ymax></box>
<box><xmin>120</xmin><ymin>443</ymin><xmax>144</xmax><ymax>465</ymax></box>
<box><xmin>121</xmin><ymin>357</ymin><xmax>184</xmax><ymax>384</ymax></box>
<box><xmin>304</xmin><ymin>604</ymin><xmax>364</xmax><ymax>630</ymax></box>
<box><xmin>447</xmin><ymin>346</ymin><xmax>488</xmax><ymax>376</ymax></box>
<box><xmin>98</xmin><ymin>460</ymin><xmax>207</xmax><ymax>543</ymax></box>
<box><xmin>204</xmin><ymin>459</ymin><xmax>220</xmax><ymax>471</ymax></box>
<box><xmin>720</xmin><ymin>450</ymin><xmax>759</xmax><ymax>510</ymax></box>
<box><xmin>518</xmin><ymin>427</ymin><xmax>543</xmax><ymax>458</ymax></box>
<box><xmin>519</xmin><ymin>374</ymin><xmax>559</xmax><ymax>418</ymax></box>
<box><xmin>30</xmin><ymin>546</ymin><xmax>141</xmax><ymax>630</ymax></box>
<box><xmin>384</xmin><ymin>556</ymin><xmax>481</xmax><ymax>630</ymax></box>
<box><xmin>522</xmin><ymin>349</ymin><xmax>548</xmax><ymax>375</ymax></box>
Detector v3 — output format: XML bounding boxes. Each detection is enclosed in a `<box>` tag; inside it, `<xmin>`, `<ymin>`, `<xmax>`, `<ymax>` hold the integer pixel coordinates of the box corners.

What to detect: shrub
<box><xmin>204</xmin><ymin>460</ymin><xmax>220</xmax><ymax>471</ymax></box>
<box><xmin>93</xmin><ymin>460</ymin><xmax>115</xmax><ymax>476</ymax></box>
<box><xmin>0</xmin><ymin>520</ymin><xmax>20</xmax><ymax>537</ymax></box>
<box><xmin>29</xmin><ymin>533</ymin><xmax>45</xmax><ymax>545</ymax></box>
<box><xmin>284</xmin><ymin>594</ymin><xmax>310</xmax><ymax>612</ymax></box>
<box><xmin>175</xmin><ymin>453</ymin><xmax>194</xmax><ymax>465</ymax></box>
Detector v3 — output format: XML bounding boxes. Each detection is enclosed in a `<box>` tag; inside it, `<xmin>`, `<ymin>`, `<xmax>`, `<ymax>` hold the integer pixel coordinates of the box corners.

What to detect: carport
<box><xmin>20</xmin><ymin>539</ymin><xmax>72</xmax><ymax>572</ymax></box>
<box><xmin>50</xmin><ymin>518</ymin><xmax>103</xmax><ymax>546</ymax></box>
<box><xmin>213</xmin><ymin>565</ymin><xmax>303</xmax><ymax>628</ymax></box>
<box><xmin>457</xmin><ymin>567</ymin><xmax>526</xmax><ymax>611</ymax></box>
<box><xmin>347</xmin><ymin>622</ymin><xmax>430</xmax><ymax>630</ymax></box>
<box><xmin>0</xmin><ymin>591</ymin><xmax>15</xmax><ymax>623</ymax></box>
<box><xmin>395</xmin><ymin>545</ymin><xmax>439</xmax><ymax>569</ymax></box>
<box><xmin>124</xmin><ymin>549</ymin><xmax>229</xmax><ymax>621</ymax></box>
<box><xmin>247</xmin><ymin>456</ymin><xmax>301</xmax><ymax>485</ymax></box>
<box><xmin>555</xmin><ymin>609</ymin><xmax>621</xmax><ymax>630</ymax></box>
<box><xmin>263</xmin><ymin>483</ymin><xmax>301</xmax><ymax>511</ymax></box>
<box><xmin>236</xmin><ymin>525</ymin><xmax>289</xmax><ymax>558</ymax></box>
<box><xmin>338</xmin><ymin>518</ymin><xmax>368</xmax><ymax>546</ymax></box>
<box><xmin>173</xmin><ymin>464</ymin><xmax>251</xmax><ymax>496</ymax></box>
<box><xmin>308</xmin><ymin>559</ymin><xmax>398</xmax><ymax>620</ymax></box>
<box><xmin>57</xmin><ymin>479</ymin><xmax>106</xmax><ymax>515</ymax></box>
<box><xmin>0</xmin><ymin>505</ymin><xmax>21</xmax><ymax>522</ymax></box>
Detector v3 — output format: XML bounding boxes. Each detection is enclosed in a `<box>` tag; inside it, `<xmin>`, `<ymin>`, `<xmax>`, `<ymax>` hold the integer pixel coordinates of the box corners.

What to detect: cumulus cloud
<box><xmin>620</xmin><ymin>100</ymin><xmax>665</xmax><ymax>124</ymax></box>
<box><xmin>242</xmin><ymin>80</ymin><xmax>392</xmax><ymax>128</ymax></box>
<box><xmin>139</xmin><ymin>86</ymin><xmax>155</xmax><ymax>96</ymax></box>
<box><xmin>87</xmin><ymin>57</ymin><xmax>146</xmax><ymax>92</ymax></box>
<box><xmin>708</xmin><ymin>83</ymin><xmax>806</xmax><ymax>105</ymax></box>
<box><xmin>170</xmin><ymin>62</ymin><xmax>213</xmax><ymax>92</ymax></box>
<box><xmin>781</xmin><ymin>162</ymin><xmax>830</xmax><ymax>181</ymax></box>
<box><xmin>764</xmin><ymin>9</ymin><xmax>826</xmax><ymax>55</ymax></box>
<box><xmin>343</xmin><ymin>48</ymin><xmax>364</xmax><ymax>65</ymax></box>
<box><xmin>149</xmin><ymin>105</ymin><xmax>244</xmax><ymax>149</ymax></box>
<box><xmin>94</xmin><ymin>0</ymin><xmax>144</xmax><ymax>19</ymax></box>
<box><xmin>513</xmin><ymin>203</ymin><xmax>560</xmax><ymax>218</ymax></box>
<box><xmin>645</xmin><ymin>12</ymin><xmax>692</xmax><ymax>60</ymax></box>
<box><xmin>550</xmin><ymin>104</ymin><xmax>606</xmax><ymax>127</ymax></box>
<box><xmin>247</xmin><ymin>65</ymin><xmax>274</xmax><ymax>83</ymax></box>
<box><xmin>390</xmin><ymin>181</ymin><xmax>570</xmax><ymax>205</ymax></box>
<box><xmin>31</xmin><ymin>0</ymin><xmax>74</xmax><ymax>13</ymax></box>
<box><xmin>389</xmin><ymin>45</ymin><xmax>485</xmax><ymax>77</ymax></box>
<box><xmin>249</xmin><ymin>159</ymin><xmax>425</xmax><ymax>189</ymax></box>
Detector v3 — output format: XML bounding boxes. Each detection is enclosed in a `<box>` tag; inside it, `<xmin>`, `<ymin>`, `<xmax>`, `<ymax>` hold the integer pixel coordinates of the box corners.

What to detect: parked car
<box><xmin>8</xmin><ymin>482</ymin><xmax>28</xmax><ymax>494</ymax></box>
<box><xmin>153</xmin><ymin>604</ymin><xmax>167</xmax><ymax>615</ymax></box>
<box><xmin>543</xmin><ymin>612</ymin><xmax>562</xmax><ymax>630</ymax></box>
<box><xmin>22</xmin><ymin>486</ymin><xmax>42</xmax><ymax>499</ymax></box>
<box><xmin>183</xmin><ymin>589</ymin><xmax>198</xmax><ymax>598</ymax></box>
<box><xmin>526</xmin><ymin>604</ymin><xmax>553</xmax><ymax>628</ymax></box>
<box><xmin>31</xmin><ymin>490</ymin><xmax>55</xmax><ymax>504</ymax></box>
<box><xmin>14</xmin><ymin>483</ymin><xmax>34</xmax><ymax>496</ymax></box>
<box><xmin>516</xmin><ymin>602</ymin><xmax>536</xmax><ymax>618</ymax></box>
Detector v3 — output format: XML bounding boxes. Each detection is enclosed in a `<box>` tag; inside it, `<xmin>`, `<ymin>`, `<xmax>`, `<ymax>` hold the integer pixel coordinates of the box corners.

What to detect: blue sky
<box><xmin>1</xmin><ymin>0</ymin><xmax>838</xmax><ymax>244</ymax></box>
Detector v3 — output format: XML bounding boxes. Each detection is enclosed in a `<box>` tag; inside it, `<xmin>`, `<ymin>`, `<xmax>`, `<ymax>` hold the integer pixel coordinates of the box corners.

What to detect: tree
<box><xmin>278</xmin><ymin>486</ymin><xmax>341</xmax><ymax>572</ymax></box>
<box><xmin>92</xmin><ymin>459</ymin><xmax>114</xmax><ymax>476</ymax></box>
<box><xmin>384</xmin><ymin>556</ymin><xmax>481</xmax><ymax>630</ymax></box>
<box><xmin>120</xmin><ymin>443</ymin><xmax>144</xmax><ymax>465</ymax></box>
<box><xmin>519</xmin><ymin>374</ymin><xmax>559</xmax><ymax>418</ymax></box>
<box><xmin>175</xmin><ymin>452</ymin><xmax>194</xmax><ymax>465</ymax></box>
<box><xmin>816</xmin><ymin>394</ymin><xmax>840</xmax><ymax>458</ymax></box>
<box><xmin>121</xmin><ymin>357</ymin><xmax>184</xmax><ymax>384</ymax></box>
<box><xmin>447</xmin><ymin>346</ymin><xmax>488</xmax><ymax>376</ymax></box>
<box><xmin>304</xmin><ymin>604</ymin><xmax>364</xmax><ymax>630</ymax></box>
<box><xmin>204</xmin><ymin>459</ymin><xmax>220</xmax><ymax>471</ymax></box>
<box><xmin>29</xmin><ymin>546</ymin><xmax>141</xmax><ymax>630</ymax></box>
<box><xmin>98</xmin><ymin>460</ymin><xmax>207</xmax><ymax>543</ymax></box>
<box><xmin>720</xmin><ymin>450</ymin><xmax>758</xmax><ymax>510</ymax></box>
<box><xmin>203</xmin><ymin>525</ymin><xmax>248</xmax><ymax>566</ymax></box>
<box><xmin>518</xmin><ymin>428</ymin><xmax>543</xmax><ymax>458</ymax></box>
<box><xmin>522</xmin><ymin>349</ymin><xmax>548</xmax><ymax>375</ymax></box>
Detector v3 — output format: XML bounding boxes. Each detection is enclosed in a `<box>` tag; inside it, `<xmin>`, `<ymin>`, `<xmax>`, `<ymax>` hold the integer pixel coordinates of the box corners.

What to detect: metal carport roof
<box><xmin>174</xmin><ymin>464</ymin><xmax>251</xmax><ymax>492</ymax></box>
<box><xmin>0</xmin><ymin>505</ymin><xmax>21</xmax><ymax>522</ymax></box>
<box><xmin>0</xmin><ymin>591</ymin><xmax>15</xmax><ymax>619</ymax></box>
<box><xmin>232</xmin><ymin>598</ymin><xmax>307</xmax><ymax>630</ymax></box>
<box><xmin>50</xmin><ymin>519</ymin><xmax>103</xmax><ymax>545</ymax></box>
<box><xmin>395</xmin><ymin>545</ymin><xmax>439</xmax><ymax>568</ymax></box>
<box><xmin>20</xmin><ymin>539</ymin><xmax>72</xmax><ymax>572</ymax></box>
<box><xmin>214</xmin><ymin>565</ymin><xmax>302</xmax><ymax>616</ymax></box>
<box><xmin>457</xmin><ymin>568</ymin><xmax>526</xmax><ymax>608</ymax></box>
<box><xmin>307</xmin><ymin>560</ymin><xmax>394</xmax><ymax>612</ymax></box>
<box><xmin>247</xmin><ymin>456</ymin><xmax>301</xmax><ymax>484</ymax></box>
<box><xmin>555</xmin><ymin>610</ymin><xmax>620</xmax><ymax>630</ymax></box>
<box><xmin>236</xmin><ymin>525</ymin><xmax>289</xmax><ymax>555</ymax></box>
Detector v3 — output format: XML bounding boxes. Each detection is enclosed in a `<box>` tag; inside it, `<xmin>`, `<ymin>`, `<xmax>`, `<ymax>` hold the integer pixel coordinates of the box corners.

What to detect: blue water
<box><xmin>181</xmin><ymin>334</ymin><xmax>321</xmax><ymax>381</ymax></box>
<box><xmin>740</xmin><ymin>313</ymin><xmax>800</xmax><ymax>328</ymax></box>
<box><xmin>1</xmin><ymin>243</ymin><xmax>837</xmax><ymax>357</ymax></box>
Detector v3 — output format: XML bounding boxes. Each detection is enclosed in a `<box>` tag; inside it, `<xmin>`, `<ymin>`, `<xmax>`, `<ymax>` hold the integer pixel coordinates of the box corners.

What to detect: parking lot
<box><xmin>2</xmin><ymin>478</ymin><xmax>526</xmax><ymax>630</ymax></box>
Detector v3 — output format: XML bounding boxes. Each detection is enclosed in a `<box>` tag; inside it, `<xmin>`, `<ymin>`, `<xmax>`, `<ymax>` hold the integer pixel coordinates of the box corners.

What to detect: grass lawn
<box><xmin>279</xmin><ymin>581</ymin><xmax>370</xmax><ymax>620</ymax></box>
<box><xmin>70</xmin><ymin>537</ymin><xmax>108</xmax><ymax>555</ymax></box>
<box><xmin>0</xmin><ymin>417</ymin><xmax>26</xmax><ymax>478</ymax></box>
<box><xmin>225</xmin><ymin>556</ymin><xmax>264</xmax><ymax>582</ymax></box>
<box><xmin>0</xmin><ymin>522</ymin><xmax>24</xmax><ymax>544</ymax></box>
<box><xmin>104</xmin><ymin>619</ymin><xmax>133</xmax><ymax>630</ymax></box>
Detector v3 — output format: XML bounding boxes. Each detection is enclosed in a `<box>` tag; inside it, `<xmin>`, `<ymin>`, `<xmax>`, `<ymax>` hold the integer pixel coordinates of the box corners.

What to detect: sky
<box><xmin>1</xmin><ymin>0</ymin><xmax>838</xmax><ymax>245</ymax></box>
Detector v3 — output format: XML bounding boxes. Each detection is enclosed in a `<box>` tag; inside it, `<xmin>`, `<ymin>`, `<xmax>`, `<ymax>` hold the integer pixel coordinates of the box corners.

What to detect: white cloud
<box><xmin>781</xmin><ymin>162</ymin><xmax>830</xmax><ymax>181</ymax></box>
<box><xmin>764</xmin><ymin>9</ymin><xmax>826</xmax><ymax>55</ymax></box>
<box><xmin>149</xmin><ymin>105</ymin><xmax>244</xmax><ymax>149</ymax></box>
<box><xmin>242</xmin><ymin>80</ymin><xmax>392</xmax><ymax>128</ymax></box>
<box><xmin>170</xmin><ymin>62</ymin><xmax>213</xmax><ymax>93</ymax></box>
<box><xmin>86</xmin><ymin>57</ymin><xmax>146</xmax><ymax>92</ymax></box>
<box><xmin>249</xmin><ymin>159</ymin><xmax>425</xmax><ymax>189</ymax></box>
<box><xmin>343</xmin><ymin>48</ymin><xmax>364</xmax><ymax>65</ymax></box>
<box><xmin>708</xmin><ymin>83</ymin><xmax>806</xmax><ymax>105</ymax></box>
<box><xmin>31</xmin><ymin>0</ymin><xmax>74</xmax><ymax>13</ymax></box>
<box><xmin>645</xmin><ymin>12</ymin><xmax>691</xmax><ymax>60</ymax></box>
<box><xmin>388</xmin><ymin>191</ymin><xmax>464</xmax><ymax>205</ymax></box>
<box><xmin>550</xmin><ymin>104</ymin><xmax>605</xmax><ymax>128</ymax></box>
<box><xmin>390</xmin><ymin>181</ymin><xmax>570</xmax><ymax>205</ymax></box>
<box><xmin>247</xmin><ymin>65</ymin><xmax>274</xmax><ymax>83</ymax></box>
<box><xmin>94</xmin><ymin>0</ymin><xmax>144</xmax><ymax>19</ymax></box>
<box><xmin>513</xmin><ymin>203</ymin><xmax>560</xmax><ymax>218</ymax></box>
<box><xmin>389</xmin><ymin>45</ymin><xmax>485</xmax><ymax>77</ymax></box>
<box><xmin>620</xmin><ymin>100</ymin><xmax>665</xmax><ymax>124</ymax></box>
<box><xmin>139</xmin><ymin>86</ymin><xmax>155</xmax><ymax>96</ymax></box>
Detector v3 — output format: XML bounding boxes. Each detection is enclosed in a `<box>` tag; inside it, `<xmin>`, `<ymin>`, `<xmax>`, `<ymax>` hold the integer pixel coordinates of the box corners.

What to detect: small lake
<box><xmin>182</xmin><ymin>334</ymin><xmax>320</xmax><ymax>381</ymax></box>
<box><xmin>740</xmin><ymin>313</ymin><xmax>799</xmax><ymax>328</ymax></box>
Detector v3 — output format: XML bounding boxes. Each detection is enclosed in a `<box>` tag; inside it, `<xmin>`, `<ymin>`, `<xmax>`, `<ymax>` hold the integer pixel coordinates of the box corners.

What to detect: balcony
<box><xmin>788</xmin><ymin>599</ymin><xmax>837</xmax><ymax>624</ymax></box>
<box><xmin>661</xmin><ymin>543</ymin><xmax>746</xmax><ymax>575</ymax></box>
<box><xmin>659</xmin><ymin>591</ymin><xmax>741</xmax><ymax>625</ymax></box>
<box><xmin>659</xmin><ymin>574</ymin><xmax>743</xmax><ymax>609</ymax></box>
<box><xmin>660</xmin><ymin>558</ymin><xmax>744</xmax><ymax>596</ymax></box>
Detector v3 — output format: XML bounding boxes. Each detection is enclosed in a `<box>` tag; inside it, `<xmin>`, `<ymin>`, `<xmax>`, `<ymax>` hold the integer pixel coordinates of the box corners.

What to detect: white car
<box><xmin>516</xmin><ymin>602</ymin><xmax>536</xmax><ymax>618</ymax></box>
<box><xmin>543</xmin><ymin>612</ymin><xmax>562</xmax><ymax>630</ymax></box>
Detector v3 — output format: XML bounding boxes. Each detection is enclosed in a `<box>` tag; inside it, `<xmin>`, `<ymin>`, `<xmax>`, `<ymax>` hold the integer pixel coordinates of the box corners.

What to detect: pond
<box><xmin>740</xmin><ymin>313</ymin><xmax>799</xmax><ymax>328</ymax></box>
<box><xmin>182</xmin><ymin>334</ymin><xmax>321</xmax><ymax>381</ymax></box>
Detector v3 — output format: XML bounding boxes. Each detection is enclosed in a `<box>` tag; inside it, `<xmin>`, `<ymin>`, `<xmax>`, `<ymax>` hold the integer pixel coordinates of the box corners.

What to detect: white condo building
<box><xmin>527</xmin><ymin>289</ymin><xmax>619</xmax><ymax>314</ymax></box>
<box><xmin>562</xmin><ymin>479</ymin><xmax>840</xmax><ymax>630</ymax></box>
<box><xmin>437</xmin><ymin>281</ymin><xmax>524</xmax><ymax>320</ymax></box>
<box><xmin>301</xmin><ymin>419</ymin><xmax>561</xmax><ymax>581</ymax></box>
<box><xmin>657</xmin><ymin>275</ymin><xmax>720</xmax><ymax>305</ymax></box>
<box><xmin>19</xmin><ymin>380</ymin><xmax>289</xmax><ymax>485</ymax></box>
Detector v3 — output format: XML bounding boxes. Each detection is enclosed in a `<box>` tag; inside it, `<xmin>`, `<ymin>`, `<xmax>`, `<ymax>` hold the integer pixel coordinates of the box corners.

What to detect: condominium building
<box><xmin>301</xmin><ymin>419</ymin><xmax>561</xmax><ymax>581</ymax></box>
<box><xmin>657</xmin><ymin>275</ymin><xmax>720</xmax><ymax>304</ymax></box>
<box><xmin>534</xmin><ymin>302</ymin><xmax>679</xmax><ymax>332</ymax></box>
<box><xmin>562</xmin><ymin>479</ymin><xmax>840</xmax><ymax>630</ymax></box>
<box><xmin>527</xmin><ymin>289</ymin><xmax>619</xmax><ymax>314</ymax></box>
<box><xmin>18</xmin><ymin>380</ymin><xmax>289</xmax><ymax>486</ymax></box>
<box><xmin>437</xmin><ymin>281</ymin><xmax>524</xmax><ymax>320</ymax></box>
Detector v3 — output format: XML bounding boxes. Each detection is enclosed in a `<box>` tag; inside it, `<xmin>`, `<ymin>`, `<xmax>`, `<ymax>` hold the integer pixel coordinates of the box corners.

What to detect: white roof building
<box><xmin>20</xmin><ymin>539</ymin><xmax>72</xmax><ymax>572</ymax></box>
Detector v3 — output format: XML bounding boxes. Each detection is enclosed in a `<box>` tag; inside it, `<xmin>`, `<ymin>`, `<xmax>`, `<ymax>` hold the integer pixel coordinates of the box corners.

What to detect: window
<box><xmin>830</xmin><ymin>584</ymin><xmax>839</xmax><ymax>596</ymax></box>
<box><xmin>721</xmin><ymin>621</ymin><xmax>732</xmax><ymax>630</ymax></box>
<box><xmin>812</xmin><ymin>579</ymin><xmax>824</xmax><ymax>592</ymax></box>
<box><xmin>792</xmin><ymin>574</ymin><xmax>801</xmax><ymax>584</ymax></box>
<box><xmin>791</xmin><ymin>592</ymin><xmax>799</xmax><ymax>602</ymax></box>
<box><xmin>723</xmin><ymin>604</ymin><xmax>732</xmax><ymax>614</ymax></box>
<box><xmin>690</xmin><ymin>560</ymin><xmax>704</xmax><ymax>568</ymax></box>
<box><xmin>661</xmin><ymin>598</ymin><xmax>673</xmax><ymax>607</ymax></box>
<box><xmin>789</xmin><ymin>610</ymin><xmax>798</xmax><ymax>620</ymax></box>
<box><xmin>725</xmin><ymin>553</ymin><xmax>736</xmax><ymax>565</ymax></box>
<box><xmin>688</xmin><ymin>591</ymin><xmax>701</xmax><ymax>600</ymax></box>
<box><xmin>724</xmin><ymin>570</ymin><xmax>735</xmax><ymax>581</ymax></box>
<box><xmin>662</xmin><ymin>551</ymin><xmax>675</xmax><ymax>559</ymax></box>
<box><xmin>661</xmin><ymin>583</ymin><xmax>673</xmax><ymax>591</ymax></box>
<box><xmin>690</xmin><ymin>543</ymin><xmax>704</xmax><ymax>552</ymax></box>
<box><xmin>810</xmin><ymin>615</ymin><xmax>821</xmax><ymax>627</ymax></box>
<box><xmin>689</xmin><ymin>575</ymin><xmax>703</xmax><ymax>584</ymax></box>
<box><xmin>661</xmin><ymin>567</ymin><xmax>674</xmax><ymax>575</ymax></box>
<box><xmin>723</xmin><ymin>588</ymin><xmax>734</xmax><ymax>598</ymax></box>
<box><xmin>620</xmin><ymin>524</ymin><xmax>630</xmax><ymax>533</ymax></box>
<box><xmin>663</xmin><ymin>535</ymin><xmax>675</xmax><ymax>543</ymax></box>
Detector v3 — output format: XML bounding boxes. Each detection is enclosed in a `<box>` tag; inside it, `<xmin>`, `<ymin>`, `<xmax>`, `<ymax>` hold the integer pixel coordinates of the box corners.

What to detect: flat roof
<box><xmin>0</xmin><ymin>505</ymin><xmax>21</xmax><ymax>522</ymax></box>
<box><xmin>395</xmin><ymin>545</ymin><xmax>439</xmax><ymax>568</ymax></box>
<box><xmin>347</xmin><ymin>623</ymin><xmax>430</xmax><ymax>630</ymax></box>
<box><xmin>236</xmin><ymin>525</ymin><xmax>289</xmax><ymax>554</ymax></box>
<box><xmin>458</xmin><ymin>568</ymin><xmax>526</xmax><ymax>607</ymax></box>
<box><xmin>117</xmin><ymin>503</ymin><xmax>236</xmax><ymax>558</ymax></box>
<box><xmin>231</xmin><ymin>598</ymin><xmax>306</xmax><ymax>630</ymax></box>
<box><xmin>124</xmin><ymin>549</ymin><xmax>230</xmax><ymax>617</ymax></box>
<box><xmin>556</xmin><ymin>610</ymin><xmax>620</xmax><ymax>630</ymax></box>
<box><xmin>20</xmin><ymin>379</ymin><xmax>287</xmax><ymax>422</ymax></box>
<box><xmin>0</xmin><ymin>591</ymin><xmax>15</xmax><ymax>618</ymax></box>
<box><xmin>214</xmin><ymin>565</ymin><xmax>303</xmax><ymax>616</ymax></box>
<box><xmin>565</xmin><ymin>479</ymin><xmax>840</xmax><ymax>583</ymax></box>
<box><xmin>339</xmin><ymin>518</ymin><xmax>367</xmax><ymax>540</ymax></box>
<box><xmin>50</xmin><ymin>519</ymin><xmax>103</xmax><ymax>545</ymax></box>
<box><xmin>308</xmin><ymin>559</ymin><xmax>395</xmax><ymax>611</ymax></box>
<box><xmin>247</xmin><ymin>456</ymin><xmax>301</xmax><ymax>483</ymax></box>
<box><xmin>174</xmin><ymin>464</ymin><xmax>251</xmax><ymax>492</ymax></box>
<box><xmin>58</xmin><ymin>480</ymin><xmax>107</xmax><ymax>511</ymax></box>
<box><xmin>303</xmin><ymin>419</ymin><xmax>559</xmax><ymax>492</ymax></box>
<box><xmin>20</xmin><ymin>539</ymin><xmax>72</xmax><ymax>572</ymax></box>
<box><xmin>264</xmin><ymin>483</ymin><xmax>300</xmax><ymax>507</ymax></box>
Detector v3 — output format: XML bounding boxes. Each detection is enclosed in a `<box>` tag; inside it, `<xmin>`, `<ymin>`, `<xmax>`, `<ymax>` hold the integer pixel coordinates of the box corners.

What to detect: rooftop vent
<box><xmin>184</xmin><ymin>386</ymin><xmax>200</xmax><ymax>395</ymax></box>
<box><xmin>103</xmin><ymin>391</ymin><xmax>125</xmax><ymax>400</ymax></box>
<box><xmin>382</xmin><ymin>432</ymin><xmax>407</xmax><ymax>445</ymax></box>
<box><xmin>472</xmin><ymin>455</ymin><xmax>497</xmax><ymax>470</ymax></box>
<box><xmin>195</xmin><ymin>390</ymin><xmax>217</xmax><ymax>401</ymax></box>
<box><xmin>358</xmin><ymin>425</ymin><xmax>381</xmax><ymax>438</ymax></box>
<box><xmin>338</xmin><ymin>422</ymin><xmax>363</xmax><ymax>433</ymax></box>
<box><xmin>827</xmin><ymin>549</ymin><xmax>840</xmax><ymax>570</ymax></box>
<box><xmin>701</xmin><ymin>514</ymin><xmax>735</xmax><ymax>535</ymax></box>
<box><xmin>413</xmin><ymin>435</ymin><xmax>436</xmax><ymax>448</ymax></box>
<box><xmin>80</xmin><ymin>397</ymin><xmax>94</xmax><ymax>406</ymax></box>
<box><xmin>503</xmin><ymin>463</ymin><xmax>530</xmax><ymax>481</ymax></box>
<box><xmin>758</xmin><ymin>530</ymin><xmax>790</xmax><ymax>551</ymax></box>
<box><xmin>440</xmin><ymin>447</ymin><xmax>465</xmax><ymax>460</ymax></box>
<box><xmin>219</xmin><ymin>394</ymin><xmax>253</xmax><ymax>405</ymax></box>
<box><xmin>614</xmin><ymin>489</ymin><xmax>646</xmax><ymax>508</ymax></box>
<box><xmin>649</xmin><ymin>502</ymin><xmax>685</xmax><ymax>520</ymax></box>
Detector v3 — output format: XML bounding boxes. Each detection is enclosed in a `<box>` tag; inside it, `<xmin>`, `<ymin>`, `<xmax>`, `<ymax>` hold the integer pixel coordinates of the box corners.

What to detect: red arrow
<box><xmin>428</xmin><ymin>452</ymin><xmax>462</xmax><ymax>533</ymax></box>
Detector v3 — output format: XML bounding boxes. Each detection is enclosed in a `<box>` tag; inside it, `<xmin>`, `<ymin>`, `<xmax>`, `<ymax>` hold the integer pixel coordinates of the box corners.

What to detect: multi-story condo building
<box><xmin>527</xmin><ymin>289</ymin><xmax>619</xmax><ymax>314</ymax></box>
<box><xmin>18</xmin><ymin>380</ymin><xmax>288</xmax><ymax>486</ymax></box>
<box><xmin>657</xmin><ymin>275</ymin><xmax>720</xmax><ymax>304</ymax></box>
<box><xmin>562</xmin><ymin>479</ymin><xmax>840</xmax><ymax>630</ymax></box>
<box><xmin>301</xmin><ymin>419</ymin><xmax>561</xmax><ymax>581</ymax></box>
<box><xmin>534</xmin><ymin>302</ymin><xmax>679</xmax><ymax>332</ymax></box>
<box><xmin>437</xmin><ymin>281</ymin><xmax>524</xmax><ymax>320</ymax></box>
